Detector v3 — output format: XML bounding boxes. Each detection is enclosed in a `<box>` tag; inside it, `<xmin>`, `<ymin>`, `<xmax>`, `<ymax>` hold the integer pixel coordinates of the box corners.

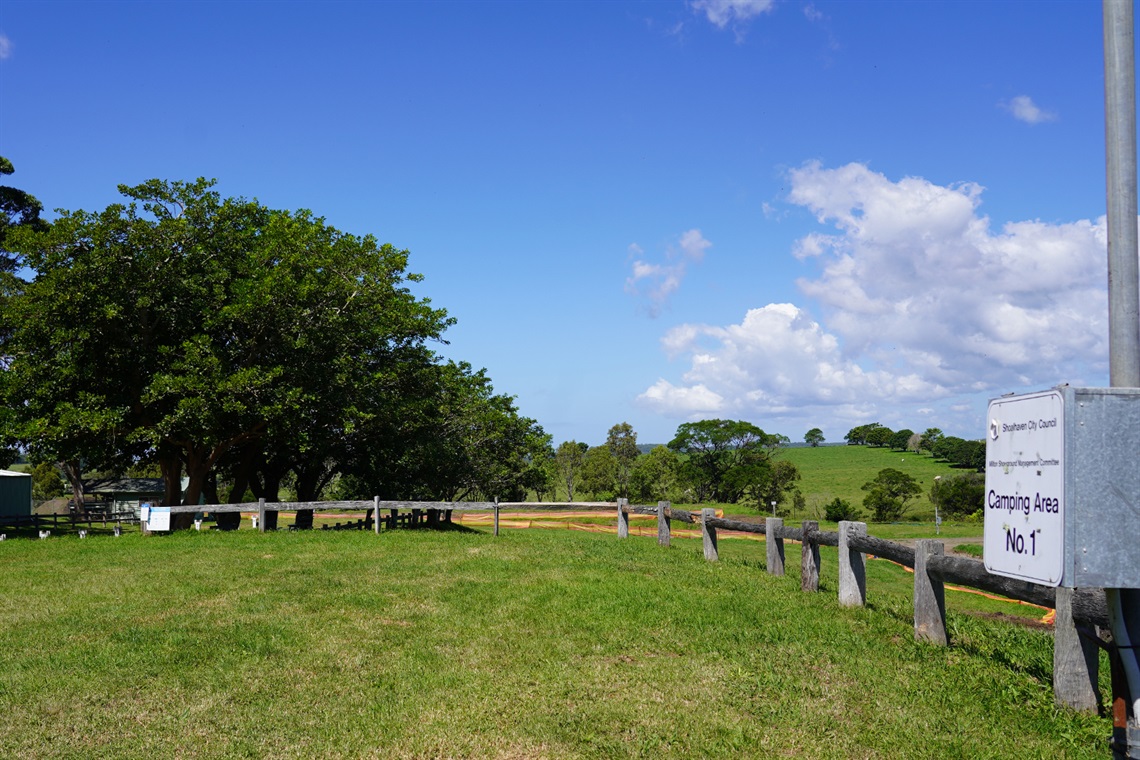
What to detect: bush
<box><xmin>824</xmin><ymin>497</ymin><xmax>860</xmax><ymax>522</ymax></box>
<box><xmin>863</xmin><ymin>489</ymin><xmax>906</xmax><ymax>522</ymax></box>
<box><xmin>930</xmin><ymin>472</ymin><xmax>984</xmax><ymax>517</ymax></box>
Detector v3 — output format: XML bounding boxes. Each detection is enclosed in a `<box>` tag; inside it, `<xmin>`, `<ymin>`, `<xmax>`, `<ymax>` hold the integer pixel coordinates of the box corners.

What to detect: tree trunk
<box><xmin>292</xmin><ymin>461</ymin><xmax>332</xmax><ymax>531</ymax></box>
<box><xmin>203</xmin><ymin>472</ymin><xmax>219</xmax><ymax>506</ymax></box>
<box><xmin>59</xmin><ymin>460</ymin><xmax>85</xmax><ymax>515</ymax></box>
<box><xmin>159</xmin><ymin>453</ymin><xmax>181</xmax><ymax>507</ymax></box>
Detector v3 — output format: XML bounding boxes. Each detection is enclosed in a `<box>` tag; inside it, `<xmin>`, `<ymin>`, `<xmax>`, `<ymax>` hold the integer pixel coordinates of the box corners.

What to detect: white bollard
<box><xmin>251</xmin><ymin>515</ymin><xmax>259</xmax><ymax>530</ymax></box>
<box><xmin>194</xmin><ymin>519</ymin><xmax>203</xmax><ymax>531</ymax></box>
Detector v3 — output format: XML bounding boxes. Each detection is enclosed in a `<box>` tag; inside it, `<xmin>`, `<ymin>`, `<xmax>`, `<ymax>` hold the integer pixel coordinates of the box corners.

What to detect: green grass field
<box><xmin>0</xmin><ymin>526</ymin><xmax>1108</xmax><ymax>758</ymax></box>
<box><xmin>706</xmin><ymin>444</ymin><xmax>975</xmax><ymax>522</ymax></box>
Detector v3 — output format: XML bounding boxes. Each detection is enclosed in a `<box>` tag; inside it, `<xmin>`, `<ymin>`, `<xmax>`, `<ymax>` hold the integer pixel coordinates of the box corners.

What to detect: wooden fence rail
<box><xmin>133</xmin><ymin>496</ymin><xmax>1107</xmax><ymax>713</ymax></box>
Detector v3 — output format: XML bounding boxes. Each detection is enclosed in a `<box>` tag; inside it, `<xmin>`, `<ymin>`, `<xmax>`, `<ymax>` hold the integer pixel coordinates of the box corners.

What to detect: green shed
<box><xmin>0</xmin><ymin>470</ymin><xmax>33</xmax><ymax>518</ymax></box>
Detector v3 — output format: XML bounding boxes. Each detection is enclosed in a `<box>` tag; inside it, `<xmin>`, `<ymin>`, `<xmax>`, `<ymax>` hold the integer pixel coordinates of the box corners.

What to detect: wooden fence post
<box><xmin>701</xmin><ymin>508</ymin><xmax>718</xmax><ymax>562</ymax></box>
<box><xmin>493</xmin><ymin>498</ymin><xmax>500</xmax><ymax>537</ymax></box>
<box><xmin>838</xmin><ymin>521</ymin><xmax>866</xmax><ymax>607</ymax></box>
<box><xmin>1054</xmin><ymin>586</ymin><xmax>1101</xmax><ymax>711</ymax></box>
<box><xmin>801</xmin><ymin>520</ymin><xmax>820</xmax><ymax>592</ymax></box>
<box><xmin>373</xmin><ymin>497</ymin><xmax>381</xmax><ymax>535</ymax></box>
<box><xmin>617</xmin><ymin>498</ymin><xmax>629</xmax><ymax>539</ymax></box>
<box><xmin>766</xmin><ymin>517</ymin><xmax>784</xmax><ymax>576</ymax></box>
<box><xmin>257</xmin><ymin>498</ymin><xmax>267</xmax><ymax>534</ymax></box>
<box><xmin>657</xmin><ymin>501</ymin><xmax>670</xmax><ymax>547</ymax></box>
<box><xmin>913</xmin><ymin>539</ymin><xmax>948</xmax><ymax>645</ymax></box>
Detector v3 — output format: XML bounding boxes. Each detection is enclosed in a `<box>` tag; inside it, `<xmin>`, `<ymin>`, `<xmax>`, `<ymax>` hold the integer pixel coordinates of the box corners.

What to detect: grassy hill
<box><xmin>778</xmin><ymin>444</ymin><xmax>974</xmax><ymax>520</ymax></box>
<box><xmin>0</xmin><ymin>526</ymin><xmax>1107</xmax><ymax>758</ymax></box>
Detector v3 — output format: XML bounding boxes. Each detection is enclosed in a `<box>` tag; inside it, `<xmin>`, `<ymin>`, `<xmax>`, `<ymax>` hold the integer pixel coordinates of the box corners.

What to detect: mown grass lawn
<box><xmin>0</xmin><ymin>526</ymin><xmax>1107</xmax><ymax>759</ymax></box>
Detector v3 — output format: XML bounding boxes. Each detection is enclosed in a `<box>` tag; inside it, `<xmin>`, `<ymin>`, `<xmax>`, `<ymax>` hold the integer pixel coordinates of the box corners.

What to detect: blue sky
<box><xmin>0</xmin><ymin>0</ymin><xmax>1122</xmax><ymax>447</ymax></box>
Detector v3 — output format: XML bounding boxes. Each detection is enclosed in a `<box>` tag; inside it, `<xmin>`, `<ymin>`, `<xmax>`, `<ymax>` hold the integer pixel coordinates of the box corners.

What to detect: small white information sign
<box><xmin>147</xmin><ymin>507</ymin><xmax>171</xmax><ymax>532</ymax></box>
<box><xmin>984</xmin><ymin>390</ymin><xmax>1065</xmax><ymax>586</ymax></box>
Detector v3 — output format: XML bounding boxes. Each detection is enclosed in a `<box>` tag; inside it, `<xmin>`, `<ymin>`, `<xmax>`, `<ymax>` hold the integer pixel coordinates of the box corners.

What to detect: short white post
<box><xmin>373</xmin><ymin>496</ymin><xmax>381</xmax><ymax>535</ymax></box>
<box><xmin>617</xmin><ymin>498</ymin><xmax>629</xmax><ymax>539</ymax></box>
<box><xmin>838</xmin><ymin>520</ymin><xmax>867</xmax><ymax>607</ymax></box>
<box><xmin>493</xmin><ymin>497</ymin><xmax>500</xmax><ymax>537</ymax></box>
<box><xmin>257</xmin><ymin>498</ymin><xmax>267</xmax><ymax>533</ymax></box>
<box><xmin>766</xmin><ymin>517</ymin><xmax>785</xmax><ymax>576</ymax></box>
<box><xmin>657</xmin><ymin>501</ymin><xmax>671</xmax><ymax>547</ymax></box>
<box><xmin>913</xmin><ymin>539</ymin><xmax>948</xmax><ymax>645</ymax></box>
<box><xmin>701</xmin><ymin>508</ymin><xmax>718</xmax><ymax>562</ymax></box>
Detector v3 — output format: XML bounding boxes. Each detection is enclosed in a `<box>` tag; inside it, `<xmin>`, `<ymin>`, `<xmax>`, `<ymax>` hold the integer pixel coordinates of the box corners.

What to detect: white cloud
<box><xmin>1002</xmin><ymin>95</ymin><xmax>1057</xmax><ymax>125</ymax></box>
<box><xmin>691</xmin><ymin>0</ymin><xmax>775</xmax><ymax>29</ymax></box>
<box><xmin>804</xmin><ymin>3</ymin><xmax>824</xmax><ymax>22</ymax></box>
<box><xmin>0</xmin><ymin>34</ymin><xmax>11</xmax><ymax>60</ymax></box>
<box><xmin>640</xmin><ymin>302</ymin><xmax>942</xmax><ymax>419</ymax></box>
<box><xmin>641</xmin><ymin>162</ymin><xmax>1109</xmax><ymax>432</ymax></box>
<box><xmin>678</xmin><ymin>228</ymin><xmax>712</xmax><ymax>261</ymax></box>
<box><xmin>638</xmin><ymin>379</ymin><xmax>725</xmax><ymax>415</ymax></box>
<box><xmin>626</xmin><ymin>229</ymin><xmax>711</xmax><ymax>317</ymax></box>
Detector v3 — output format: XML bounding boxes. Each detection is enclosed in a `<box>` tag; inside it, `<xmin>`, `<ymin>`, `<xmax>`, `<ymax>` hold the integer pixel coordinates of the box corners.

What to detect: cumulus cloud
<box><xmin>638</xmin><ymin>302</ymin><xmax>942</xmax><ymax>418</ymax></box>
<box><xmin>641</xmin><ymin>162</ymin><xmax>1108</xmax><ymax>428</ymax></box>
<box><xmin>626</xmin><ymin>229</ymin><xmax>711</xmax><ymax>317</ymax></box>
<box><xmin>1002</xmin><ymin>95</ymin><xmax>1057</xmax><ymax>124</ymax></box>
<box><xmin>691</xmin><ymin>0</ymin><xmax>775</xmax><ymax>29</ymax></box>
<box><xmin>0</xmin><ymin>34</ymin><xmax>11</xmax><ymax>60</ymax></box>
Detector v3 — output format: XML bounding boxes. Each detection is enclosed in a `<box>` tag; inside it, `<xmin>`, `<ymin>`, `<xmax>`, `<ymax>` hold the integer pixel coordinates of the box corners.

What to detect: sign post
<box><xmin>983</xmin><ymin>390</ymin><xmax>1065</xmax><ymax>587</ymax></box>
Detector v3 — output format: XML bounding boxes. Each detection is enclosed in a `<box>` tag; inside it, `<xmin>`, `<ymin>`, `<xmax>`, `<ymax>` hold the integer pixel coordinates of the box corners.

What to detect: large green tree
<box><xmin>629</xmin><ymin>445</ymin><xmax>680</xmax><ymax>503</ymax></box>
<box><xmin>579</xmin><ymin>445</ymin><xmax>617</xmax><ymax>500</ymax></box>
<box><xmin>605</xmin><ymin>422</ymin><xmax>639</xmax><ymax>499</ymax></box>
<box><xmin>919</xmin><ymin>427</ymin><xmax>943</xmax><ymax>455</ymax></box>
<box><xmin>1</xmin><ymin>178</ymin><xmax>455</xmax><ymax>525</ymax></box>
<box><xmin>334</xmin><ymin>359</ymin><xmax>548</xmax><ymax>503</ymax></box>
<box><xmin>861</xmin><ymin>468</ymin><xmax>922</xmax><ymax>521</ymax></box>
<box><xmin>668</xmin><ymin>419</ymin><xmax>783</xmax><ymax>503</ymax></box>
<box><xmin>554</xmin><ymin>440</ymin><xmax>586</xmax><ymax>500</ymax></box>
<box><xmin>889</xmin><ymin>428</ymin><xmax>915</xmax><ymax>452</ymax></box>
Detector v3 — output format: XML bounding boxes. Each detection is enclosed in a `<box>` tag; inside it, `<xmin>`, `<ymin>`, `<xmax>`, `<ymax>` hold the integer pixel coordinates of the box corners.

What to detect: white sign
<box><xmin>148</xmin><ymin>507</ymin><xmax>172</xmax><ymax>532</ymax></box>
<box><xmin>984</xmin><ymin>390</ymin><xmax>1065</xmax><ymax>586</ymax></box>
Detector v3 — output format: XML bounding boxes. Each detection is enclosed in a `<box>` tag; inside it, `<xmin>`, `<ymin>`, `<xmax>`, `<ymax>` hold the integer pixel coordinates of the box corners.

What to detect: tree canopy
<box><xmin>861</xmin><ymin>468</ymin><xmax>922</xmax><ymax>522</ymax></box>
<box><xmin>0</xmin><ymin>178</ymin><xmax>544</xmax><ymax>524</ymax></box>
<box><xmin>0</xmin><ymin>156</ymin><xmax>49</xmax><ymax>274</ymax></box>
<box><xmin>668</xmin><ymin>419</ymin><xmax>785</xmax><ymax>503</ymax></box>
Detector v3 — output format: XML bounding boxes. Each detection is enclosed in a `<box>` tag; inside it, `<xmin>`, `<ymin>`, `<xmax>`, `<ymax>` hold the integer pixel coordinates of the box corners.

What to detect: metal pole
<box><xmin>1105</xmin><ymin>0</ymin><xmax>1140</xmax><ymax>387</ymax></box>
<box><xmin>1103</xmin><ymin>3</ymin><xmax>1140</xmax><ymax>756</ymax></box>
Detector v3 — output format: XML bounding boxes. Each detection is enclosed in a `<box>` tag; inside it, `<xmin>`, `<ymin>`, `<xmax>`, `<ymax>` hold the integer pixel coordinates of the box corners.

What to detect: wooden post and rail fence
<box><xmin>138</xmin><ymin>496</ymin><xmax>1107</xmax><ymax>714</ymax></box>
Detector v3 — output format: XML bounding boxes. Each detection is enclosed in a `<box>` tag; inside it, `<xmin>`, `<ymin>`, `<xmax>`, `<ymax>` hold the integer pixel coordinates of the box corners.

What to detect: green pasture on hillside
<box><xmin>778</xmin><ymin>444</ymin><xmax>974</xmax><ymax>520</ymax></box>
<box><xmin>0</xmin><ymin>526</ymin><xmax>1108</xmax><ymax>759</ymax></box>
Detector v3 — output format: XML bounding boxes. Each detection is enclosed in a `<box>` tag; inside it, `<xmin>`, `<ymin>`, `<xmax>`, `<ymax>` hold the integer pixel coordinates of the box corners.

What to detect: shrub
<box><xmin>930</xmin><ymin>472</ymin><xmax>985</xmax><ymax>518</ymax></box>
<box><xmin>824</xmin><ymin>497</ymin><xmax>860</xmax><ymax>522</ymax></box>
